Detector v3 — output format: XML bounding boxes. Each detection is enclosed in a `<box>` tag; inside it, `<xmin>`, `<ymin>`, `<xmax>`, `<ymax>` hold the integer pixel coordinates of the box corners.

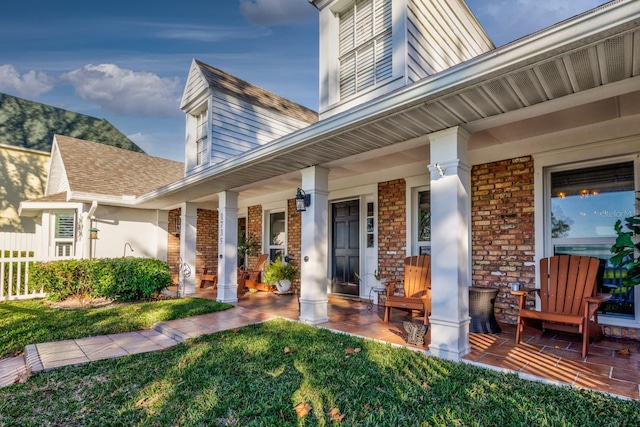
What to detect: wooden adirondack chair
<box><xmin>512</xmin><ymin>255</ymin><xmax>611</xmax><ymax>357</ymax></box>
<box><xmin>383</xmin><ymin>255</ymin><xmax>431</xmax><ymax>325</ymax></box>
<box><xmin>199</xmin><ymin>271</ymin><xmax>217</xmax><ymax>289</ymax></box>
<box><xmin>238</xmin><ymin>253</ymin><xmax>269</xmax><ymax>294</ymax></box>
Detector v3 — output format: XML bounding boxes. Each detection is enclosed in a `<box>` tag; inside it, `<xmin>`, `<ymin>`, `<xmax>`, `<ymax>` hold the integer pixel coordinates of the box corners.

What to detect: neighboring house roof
<box><xmin>27</xmin><ymin>192</ymin><xmax>68</xmax><ymax>203</ymax></box>
<box><xmin>51</xmin><ymin>135</ymin><xmax>184</xmax><ymax>198</ymax></box>
<box><xmin>193</xmin><ymin>59</ymin><xmax>318</xmax><ymax>124</ymax></box>
<box><xmin>0</xmin><ymin>93</ymin><xmax>144</xmax><ymax>153</ymax></box>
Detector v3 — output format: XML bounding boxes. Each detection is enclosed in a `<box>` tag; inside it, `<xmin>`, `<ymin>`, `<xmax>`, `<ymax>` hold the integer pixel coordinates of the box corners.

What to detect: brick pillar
<box><xmin>247</xmin><ymin>205</ymin><xmax>263</xmax><ymax>268</ymax></box>
<box><xmin>287</xmin><ymin>198</ymin><xmax>302</xmax><ymax>293</ymax></box>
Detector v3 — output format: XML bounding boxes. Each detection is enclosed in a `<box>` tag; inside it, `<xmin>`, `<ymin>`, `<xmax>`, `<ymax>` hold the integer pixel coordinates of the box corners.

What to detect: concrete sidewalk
<box><xmin>0</xmin><ymin>306</ymin><xmax>276</xmax><ymax>388</ymax></box>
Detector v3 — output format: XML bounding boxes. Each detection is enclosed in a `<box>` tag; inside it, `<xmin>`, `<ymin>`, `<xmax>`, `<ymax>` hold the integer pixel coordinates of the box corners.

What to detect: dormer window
<box><xmin>195</xmin><ymin>109</ymin><xmax>209</xmax><ymax>166</ymax></box>
<box><xmin>339</xmin><ymin>0</ymin><xmax>392</xmax><ymax>99</ymax></box>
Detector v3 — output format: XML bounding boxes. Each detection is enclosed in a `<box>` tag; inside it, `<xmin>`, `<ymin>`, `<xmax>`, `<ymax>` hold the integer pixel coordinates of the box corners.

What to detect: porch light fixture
<box><xmin>173</xmin><ymin>215</ymin><xmax>181</xmax><ymax>237</ymax></box>
<box><xmin>295</xmin><ymin>188</ymin><xmax>310</xmax><ymax>212</ymax></box>
<box><xmin>89</xmin><ymin>227</ymin><xmax>99</xmax><ymax>240</ymax></box>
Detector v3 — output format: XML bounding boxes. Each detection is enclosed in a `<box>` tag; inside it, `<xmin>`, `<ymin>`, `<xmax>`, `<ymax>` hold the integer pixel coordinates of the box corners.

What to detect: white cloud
<box><xmin>240</xmin><ymin>0</ymin><xmax>316</xmax><ymax>26</ymax></box>
<box><xmin>154</xmin><ymin>24</ymin><xmax>272</xmax><ymax>42</ymax></box>
<box><xmin>0</xmin><ymin>64</ymin><xmax>54</xmax><ymax>98</ymax></box>
<box><xmin>472</xmin><ymin>0</ymin><xmax>609</xmax><ymax>46</ymax></box>
<box><xmin>61</xmin><ymin>64</ymin><xmax>182</xmax><ymax>118</ymax></box>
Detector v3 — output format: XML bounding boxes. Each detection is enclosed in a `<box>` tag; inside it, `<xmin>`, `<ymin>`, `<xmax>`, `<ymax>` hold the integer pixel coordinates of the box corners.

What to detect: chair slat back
<box><xmin>248</xmin><ymin>254</ymin><xmax>269</xmax><ymax>281</ymax></box>
<box><xmin>539</xmin><ymin>255</ymin><xmax>599</xmax><ymax>316</ymax></box>
<box><xmin>404</xmin><ymin>255</ymin><xmax>431</xmax><ymax>298</ymax></box>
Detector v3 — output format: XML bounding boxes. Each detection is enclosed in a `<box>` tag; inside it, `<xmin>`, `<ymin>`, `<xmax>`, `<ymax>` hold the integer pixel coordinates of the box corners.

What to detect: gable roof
<box><xmin>51</xmin><ymin>135</ymin><xmax>183</xmax><ymax>198</ymax></box>
<box><xmin>186</xmin><ymin>59</ymin><xmax>318</xmax><ymax>125</ymax></box>
<box><xmin>0</xmin><ymin>93</ymin><xmax>144</xmax><ymax>153</ymax></box>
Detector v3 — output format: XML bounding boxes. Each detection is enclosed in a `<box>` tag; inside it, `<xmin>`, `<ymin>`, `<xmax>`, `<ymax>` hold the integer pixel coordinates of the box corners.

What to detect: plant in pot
<box><xmin>263</xmin><ymin>258</ymin><xmax>299</xmax><ymax>294</ymax></box>
<box><xmin>610</xmin><ymin>194</ymin><xmax>640</xmax><ymax>288</ymax></box>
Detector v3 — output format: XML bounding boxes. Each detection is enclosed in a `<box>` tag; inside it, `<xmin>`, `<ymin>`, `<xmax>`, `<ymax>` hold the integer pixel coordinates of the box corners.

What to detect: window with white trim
<box><xmin>339</xmin><ymin>0</ymin><xmax>392</xmax><ymax>99</ymax></box>
<box><xmin>54</xmin><ymin>212</ymin><xmax>75</xmax><ymax>258</ymax></box>
<box><xmin>195</xmin><ymin>109</ymin><xmax>208</xmax><ymax>166</ymax></box>
<box><xmin>266</xmin><ymin>211</ymin><xmax>286</xmax><ymax>261</ymax></box>
<box><xmin>414</xmin><ymin>189</ymin><xmax>431</xmax><ymax>255</ymax></box>
<box><xmin>548</xmin><ymin>160</ymin><xmax>637</xmax><ymax>320</ymax></box>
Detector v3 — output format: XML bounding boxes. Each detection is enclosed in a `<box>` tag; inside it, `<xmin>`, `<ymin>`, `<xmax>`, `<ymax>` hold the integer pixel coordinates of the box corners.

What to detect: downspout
<box><xmin>82</xmin><ymin>201</ymin><xmax>98</xmax><ymax>259</ymax></box>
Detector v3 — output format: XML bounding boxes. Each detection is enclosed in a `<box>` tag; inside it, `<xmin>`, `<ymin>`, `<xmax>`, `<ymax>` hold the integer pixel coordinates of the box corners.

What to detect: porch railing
<box><xmin>0</xmin><ymin>232</ymin><xmax>44</xmax><ymax>301</ymax></box>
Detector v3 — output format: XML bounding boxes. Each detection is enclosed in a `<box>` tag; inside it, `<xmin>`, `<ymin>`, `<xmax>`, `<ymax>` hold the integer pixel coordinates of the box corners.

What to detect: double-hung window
<box><xmin>195</xmin><ymin>109</ymin><xmax>208</xmax><ymax>166</ymax></box>
<box><xmin>415</xmin><ymin>189</ymin><xmax>431</xmax><ymax>255</ymax></box>
<box><xmin>339</xmin><ymin>0</ymin><xmax>392</xmax><ymax>99</ymax></box>
<box><xmin>54</xmin><ymin>212</ymin><xmax>75</xmax><ymax>258</ymax></box>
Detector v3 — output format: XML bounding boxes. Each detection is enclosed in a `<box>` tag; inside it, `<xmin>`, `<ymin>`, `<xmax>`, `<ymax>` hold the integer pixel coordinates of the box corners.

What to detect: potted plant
<box><xmin>610</xmin><ymin>193</ymin><xmax>640</xmax><ymax>287</ymax></box>
<box><xmin>263</xmin><ymin>258</ymin><xmax>299</xmax><ymax>293</ymax></box>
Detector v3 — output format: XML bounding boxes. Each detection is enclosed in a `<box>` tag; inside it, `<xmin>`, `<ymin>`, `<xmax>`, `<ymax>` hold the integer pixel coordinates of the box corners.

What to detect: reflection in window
<box><xmin>550</xmin><ymin>161</ymin><xmax>636</xmax><ymax>318</ymax></box>
<box><xmin>416</xmin><ymin>190</ymin><xmax>431</xmax><ymax>255</ymax></box>
<box><xmin>268</xmin><ymin>211</ymin><xmax>286</xmax><ymax>261</ymax></box>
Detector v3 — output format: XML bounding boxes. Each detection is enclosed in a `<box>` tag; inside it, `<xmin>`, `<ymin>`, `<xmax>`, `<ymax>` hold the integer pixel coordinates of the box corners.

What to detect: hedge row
<box><xmin>30</xmin><ymin>258</ymin><xmax>173</xmax><ymax>302</ymax></box>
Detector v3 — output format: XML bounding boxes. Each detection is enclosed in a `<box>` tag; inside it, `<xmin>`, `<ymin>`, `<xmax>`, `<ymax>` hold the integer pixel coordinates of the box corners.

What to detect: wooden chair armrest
<box><xmin>509</xmin><ymin>290</ymin><xmax>530</xmax><ymax>297</ymax></box>
<box><xmin>585</xmin><ymin>293</ymin><xmax>612</xmax><ymax>304</ymax></box>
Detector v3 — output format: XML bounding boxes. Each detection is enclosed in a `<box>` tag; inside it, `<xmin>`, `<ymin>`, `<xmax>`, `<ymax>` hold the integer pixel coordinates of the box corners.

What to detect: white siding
<box><xmin>207</xmin><ymin>91</ymin><xmax>311</xmax><ymax>165</ymax></box>
<box><xmin>407</xmin><ymin>0</ymin><xmax>494</xmax><ymax>83</ymax></box>
<box><xmin>181</xmin><ymin>65</ymin><xmax>208</xmax><ymax>110</ymax></box>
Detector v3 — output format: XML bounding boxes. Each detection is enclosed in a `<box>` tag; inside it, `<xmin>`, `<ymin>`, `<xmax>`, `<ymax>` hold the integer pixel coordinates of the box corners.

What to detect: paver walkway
<box><xmin>0</xmin><ymin>306</ymin><xmax>275</xmax><ymax>388</ymax></box>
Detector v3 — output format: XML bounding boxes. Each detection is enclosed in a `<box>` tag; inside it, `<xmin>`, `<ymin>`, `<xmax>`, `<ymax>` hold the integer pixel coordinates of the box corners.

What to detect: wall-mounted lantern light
<box><xmin>295</xmin><ymin>188</ymin><xmax>311</xmax><ymax>212</ymax></box>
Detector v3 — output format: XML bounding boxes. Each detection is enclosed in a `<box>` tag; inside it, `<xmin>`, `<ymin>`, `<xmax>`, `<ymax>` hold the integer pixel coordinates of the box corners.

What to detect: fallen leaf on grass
<box><xmin>284</xmin><ymin>347</ymin><xmax>292</xmax><ymax>354</ymax></box>
<box><xmin>133</xmin><ymin>306</ymin><xmax>141</xmax><ymax>311</ymax></box>
<box><xmin>233</xmin><ymin>328</ymin><xmax>239</xmax><ymax>334</ymax></box>
<box><xmin>345</xmin><ymin>347</ymin><xmax>361</xmax><ymax>354</ymax></box>
<box><xmin>327</xmin><ymin>407</ymin><xmax>345</xmax><ymax>422</ymax></box>
<box><xmin>422</xmin><ymin>382</ymin><xmax>432</xmax><ymax>390</ymax></box>
<box><xmin>294</xmin><ymin>403</ymin><xmax>312</xmax><ymax>418</ymax></box>
<box><xmin>616</xmin><ymin>348</ymin><xmax>631</xmax><ymax>356</ymax></box>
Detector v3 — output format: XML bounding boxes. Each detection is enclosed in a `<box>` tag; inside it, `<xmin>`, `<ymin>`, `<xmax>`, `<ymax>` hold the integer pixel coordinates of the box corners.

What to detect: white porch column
<box><xmin>179</xmin><ymin>202</ymin><xmax>197</xmax><ymax>296</ymax></box>
<box><xmin>299</xmin><ymin>166</ymin><xmax>330</xmax><ymax>324</ymax></box>
<box><xmin>428</xmin><ymin>126</ymin><xmax>472</xmax><ymax>361</ymax></box>
<box><xmin>216</xmin><ymin>191</ymin><xmax>239</xmax><ymax>303</ymax></box>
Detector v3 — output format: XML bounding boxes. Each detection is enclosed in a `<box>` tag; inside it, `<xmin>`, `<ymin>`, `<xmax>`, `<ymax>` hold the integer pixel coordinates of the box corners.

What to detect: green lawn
<box><xmin>0</xmin><ymin>298</ymin><xmax>232</xmax><ymax>359</ymax></box>
<box><xmin>1</xmin><ymin>318</ymin><xmax>638</xmax><ymax>426</ymax></box>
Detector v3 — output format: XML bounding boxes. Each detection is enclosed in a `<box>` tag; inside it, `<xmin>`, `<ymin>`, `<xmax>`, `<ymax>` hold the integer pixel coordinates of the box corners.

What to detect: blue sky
<box><xmin>0</xmin><ymin>0</ymin><xmax>611</xmax><ymax>161</ymax></box>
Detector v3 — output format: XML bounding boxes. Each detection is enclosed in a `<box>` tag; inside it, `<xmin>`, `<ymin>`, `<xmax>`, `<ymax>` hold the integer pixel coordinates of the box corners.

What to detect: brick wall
<box><xmin>378</xmin><ymin>179</ymin><xmax>407</xmax><ymax>289</ymax></box>
<box><xmin>287</xmin><ymin>199</ymin><xmax>302</xmax><ymax>293</ymax></box>
<box><xmin>166</xmin><ymin>208</ymin><xmax>218</xmax><ymax>284</ymax></box>
<box><xmin>471</xmin><ymin>156</ymin><xmax>535</xmax><ymax>324</ymax></box>
<box><xmin>247</xmin><ymin>205</ymin><xmax>263</xmax><ymax>269</ymax></box>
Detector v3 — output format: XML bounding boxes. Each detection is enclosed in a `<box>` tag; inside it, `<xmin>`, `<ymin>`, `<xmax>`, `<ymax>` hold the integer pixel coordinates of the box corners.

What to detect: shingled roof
<box><xmin>0</xmin><ymin>93</ymin><xmax>144</xmax><ymax>153</ymax></box>
<box><xmin>194</xmin><ymin>60</ymin><xmax>318</xmax><ymax>125</ymax></box>
<box><xmin>54</xmin><ymin>135</ymin><xmax>183</xmax><ymax>198</ymax></box>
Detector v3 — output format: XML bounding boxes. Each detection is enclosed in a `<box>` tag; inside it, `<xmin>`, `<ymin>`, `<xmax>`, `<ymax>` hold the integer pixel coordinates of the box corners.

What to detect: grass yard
<box><xmin>1</xmin><ymin>318</ymin><xmax>639</xmax><ymax>426</ymax></box>
<box><xmin>0</xmin><ymin>297</ymin><xmax>232</xmax><ymax>359</ymax></box>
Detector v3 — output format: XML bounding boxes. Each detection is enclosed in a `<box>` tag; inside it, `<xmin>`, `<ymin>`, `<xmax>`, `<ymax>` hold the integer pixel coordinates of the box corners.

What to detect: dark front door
<box><xmin>331</xmin><ymin>200</ymin><xmax>360</xmax><ymax>296</ymax></box>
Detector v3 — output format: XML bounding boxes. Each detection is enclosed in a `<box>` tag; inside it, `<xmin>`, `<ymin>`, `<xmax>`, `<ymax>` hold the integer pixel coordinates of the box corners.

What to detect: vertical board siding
<box><xmin>0</xmin><ymin>232</ymin><xmax>44</xmax><ymax>301</ymax></box>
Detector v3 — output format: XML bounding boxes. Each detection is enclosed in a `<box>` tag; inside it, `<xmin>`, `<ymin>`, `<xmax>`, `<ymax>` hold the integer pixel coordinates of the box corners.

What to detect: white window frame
<box><xmin>264</xmin><ymin>209</ymin><xmax>287</xmax><ymax>262</ymax></box>
<box><xmin>338</xmin><ymin>0</ymin><xmax>392</xmax><ymax>100</ymax></box>
<box><xmin>195</xmin><ymin>108</ymin><xmax>209</xmax><ymax>166</ymax></box>
<box><xmin>541</xmin><ymin>154</ymin><xmax>639</xmax><ymax>327</ymax></box>
<box><xmin>413</xmin><ymin>186</ymin><xmax>431</xmax><ymax>256</ymax></box>
<box><xmin>53</xmin><ymin>211</ymin><xmax>75</xmax><ymax>259</ymax></box>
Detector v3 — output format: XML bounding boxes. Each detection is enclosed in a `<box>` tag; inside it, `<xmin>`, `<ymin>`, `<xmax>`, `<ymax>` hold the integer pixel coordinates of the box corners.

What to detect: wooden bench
<box><xmin>383</xmin><ymin>255</ymin><xmax>431</xmax><ymax>326</ymax></box>
<box><xmin>512</xmin><ymin>255</ymin><xmax>611</xmax><ymax>357</ymax></box>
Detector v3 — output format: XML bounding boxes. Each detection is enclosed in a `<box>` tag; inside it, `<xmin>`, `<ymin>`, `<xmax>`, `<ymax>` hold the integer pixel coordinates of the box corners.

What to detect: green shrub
<box><xmin>31</xmin><ymin>258</ymin><xmax>172</xmax><ymax>302</ymax></box>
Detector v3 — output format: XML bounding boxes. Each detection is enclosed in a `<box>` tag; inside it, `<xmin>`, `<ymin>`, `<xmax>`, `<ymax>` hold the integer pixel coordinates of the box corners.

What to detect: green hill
<box><xmin>0</xmin><ymin>93</ymin><xmax>144</xmax><ymax>153</ymax></box>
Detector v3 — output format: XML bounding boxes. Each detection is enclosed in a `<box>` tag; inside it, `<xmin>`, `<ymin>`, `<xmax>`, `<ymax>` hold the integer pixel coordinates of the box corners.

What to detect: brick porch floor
<box><xmin>201</xmin><ymin>287</ymin><xmax>640</xmax><ymax>400</ymax></box>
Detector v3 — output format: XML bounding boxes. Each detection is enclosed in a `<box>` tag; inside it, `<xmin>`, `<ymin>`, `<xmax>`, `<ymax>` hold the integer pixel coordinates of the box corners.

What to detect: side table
<box><xmin>469</xmin><ymin>286</ymin><xmax>501</xmax><ymax>334</ymax></box>
<box><xmin>367</xmin><ymin>285</ymin><xmax>387</xmax><ymax>310</ymax></box>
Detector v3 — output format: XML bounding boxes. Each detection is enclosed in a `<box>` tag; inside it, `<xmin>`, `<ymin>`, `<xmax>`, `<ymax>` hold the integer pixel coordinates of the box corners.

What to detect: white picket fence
<box><xmin>0</xmin><ymin>232</ymin><xmax>45</xmax><ymax>301</ymax></box>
